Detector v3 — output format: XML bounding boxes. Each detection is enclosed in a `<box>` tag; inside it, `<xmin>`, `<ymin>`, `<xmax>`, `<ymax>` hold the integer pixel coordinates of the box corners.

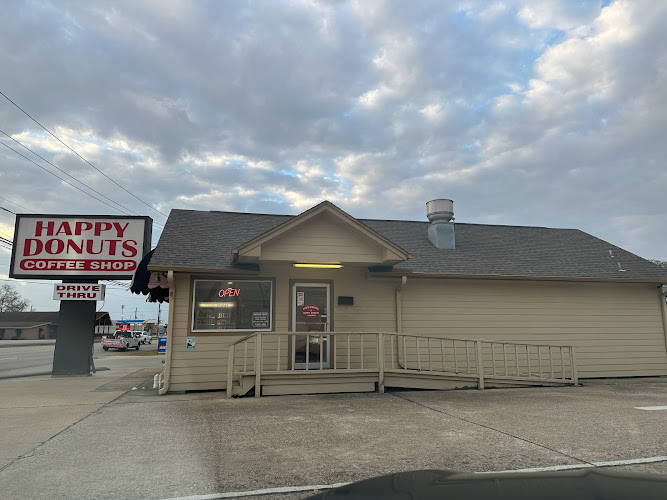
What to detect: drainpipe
<box><xmin>659</xmin><ymin>285</ymin><xmax>667</xmax><ymax>359</ymax></box>
<box><xmin>159</xmin><ymin>271</ymin><xmax>175</xmax><ymax>395</ymax></box>
<box><xmin>396</xmin><ymin>276</ymin><xmax>407</xmax><ymax>368</ymax></box>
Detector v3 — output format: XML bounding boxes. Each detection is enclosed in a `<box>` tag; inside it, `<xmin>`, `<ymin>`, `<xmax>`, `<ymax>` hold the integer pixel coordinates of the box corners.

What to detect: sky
<box><xmin>1</xmin><ymin>0</ymin><xmax>666</xmax><ymax>316</ymax></box>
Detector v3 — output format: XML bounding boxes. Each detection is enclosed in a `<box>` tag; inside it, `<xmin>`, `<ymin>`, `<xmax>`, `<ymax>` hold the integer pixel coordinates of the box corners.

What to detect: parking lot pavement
<box><xmin>0</xmin><ymin>378</ymin><xmax>666</xmax><ymax>500</ymax></box>
<box><xmin>0</xmin><ymin>357</ymin><xmax>163</xmax><ymax>471</ymax></box>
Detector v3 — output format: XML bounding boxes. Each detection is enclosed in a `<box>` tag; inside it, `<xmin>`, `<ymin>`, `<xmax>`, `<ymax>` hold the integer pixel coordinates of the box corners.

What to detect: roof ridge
<box><xmin>171</xmin><ymin>208</ymin><xmax>575</xmax><ymax>230</ymax></box>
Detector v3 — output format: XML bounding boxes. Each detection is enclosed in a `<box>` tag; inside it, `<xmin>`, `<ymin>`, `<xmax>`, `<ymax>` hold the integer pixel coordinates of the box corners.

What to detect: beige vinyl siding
<box><xmin>166</xmin><ymin>266</ymin><xmax>398</xmax><ymax>391</ymax></box>
<box><xmin>166</xmin><ymin>268</ymin><xmax>667</xmax><ymax>392</ymax></box>
<box><xmin>168</xmin><ymin>273</ymin><xmax>248</xmax><ymax>390</ymax></box>
<box><xmin>401</xmin><ymin>279</ymin><xmax>667</xmax><ymax>378</ymax></box>
<box><xmin>260</xmin><ymin>213</ymin><xmax>386</xmax><ymax>263</ymax></box>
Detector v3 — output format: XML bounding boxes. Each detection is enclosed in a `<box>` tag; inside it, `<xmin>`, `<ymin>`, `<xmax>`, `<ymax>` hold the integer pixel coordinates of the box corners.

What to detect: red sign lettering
<box><xmin>302</xmin><ymin>305</ymin><xmax>321</xmax><ymax>317</ymax></box>
<box><xmin>218</xmin><ymin>288</ymin><xmax>240</xmax><ymax>297</ymax></box>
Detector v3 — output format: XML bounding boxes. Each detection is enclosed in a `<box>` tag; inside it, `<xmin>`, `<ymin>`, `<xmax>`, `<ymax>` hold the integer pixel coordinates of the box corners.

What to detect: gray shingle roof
<box><xmin>150</xmin><ymin>209</ymin><xmax>667</xmax><ymax>281</ymax></box>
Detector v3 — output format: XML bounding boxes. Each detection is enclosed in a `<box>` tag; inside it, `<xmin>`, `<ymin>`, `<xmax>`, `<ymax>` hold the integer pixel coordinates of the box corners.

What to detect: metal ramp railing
<box><xmin>226</xmin><ymin>332</ymin><xmax>578</xmax><ymax>397</ymax></box>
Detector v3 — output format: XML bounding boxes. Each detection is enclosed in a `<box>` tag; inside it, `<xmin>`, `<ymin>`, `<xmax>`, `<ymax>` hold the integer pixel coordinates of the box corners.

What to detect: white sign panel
<box><xmin>53</xmin><ymin>283</ymin><xmax>106</xmax><ymax>301</ymax></box>
<box><xmin>10</xmin><ymin>215</ymin><xmax>151</xmax><ymax>279</ymax></box>
<box><xmin>186</xmin><ymin>337</ymin><xmax>196</xmax><ymax>350</ymax></box>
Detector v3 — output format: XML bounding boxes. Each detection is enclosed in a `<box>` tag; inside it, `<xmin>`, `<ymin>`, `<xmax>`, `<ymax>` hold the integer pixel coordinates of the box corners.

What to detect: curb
<box><xmin>0</xmin><ymin>341</ymin><xmax>56</xmax><ymax>348</ymax></box>
<box><xmin>0</xmin><ymin>370</ymin><xmax>52</xmax><ymax>380</ymax></box>
<box><xmin>0</xmin><ymin>366</ymin><xmax>112</xmax><ymax>380</ymax></box>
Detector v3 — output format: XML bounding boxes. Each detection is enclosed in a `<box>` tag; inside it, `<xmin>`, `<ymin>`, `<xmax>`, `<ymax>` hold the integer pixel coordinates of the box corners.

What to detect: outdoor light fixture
<box><xmin>292</xmin><ymin>263</ymin><xmax>343</xmax><ymax>269</ymax></box>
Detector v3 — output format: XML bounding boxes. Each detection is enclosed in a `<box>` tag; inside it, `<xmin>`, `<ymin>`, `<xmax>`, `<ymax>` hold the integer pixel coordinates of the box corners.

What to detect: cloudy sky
<box><xmin>1</xmin><ymin>0</ymin><xmax>666</xmax><ymax>315</ymax></box>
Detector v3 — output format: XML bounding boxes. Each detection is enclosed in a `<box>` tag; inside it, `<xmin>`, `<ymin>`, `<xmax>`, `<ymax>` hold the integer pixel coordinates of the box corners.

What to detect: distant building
<box><xmin>0</xmin><ymin>311</ymin><xmax>112</xmax><ymax>340</ymax></box>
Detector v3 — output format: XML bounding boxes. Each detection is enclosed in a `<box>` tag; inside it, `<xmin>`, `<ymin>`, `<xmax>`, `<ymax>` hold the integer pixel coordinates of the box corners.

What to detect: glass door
<box><xmin>292</xmin><ymin>283</ymin><xmax>330</xmax><ymax>369</ymax></box>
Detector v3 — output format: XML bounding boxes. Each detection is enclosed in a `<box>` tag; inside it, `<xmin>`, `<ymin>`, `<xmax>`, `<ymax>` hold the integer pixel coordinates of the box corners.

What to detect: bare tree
<box><xmin>649</xmin><ymin>259</ymin><xmax>667</xmax><ymax>268</ymax></box>
<box><xmin>0</xmin><ymin>283</ymin><xmax>31</xmax><ymax>312</ymax></box>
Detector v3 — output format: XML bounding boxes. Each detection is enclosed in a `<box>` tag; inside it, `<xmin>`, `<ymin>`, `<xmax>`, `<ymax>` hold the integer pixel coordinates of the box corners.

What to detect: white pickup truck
<box><xmin>101</xmin><ymin>331</ymin><xmax>140</xmax><ymax>351</ymax></box>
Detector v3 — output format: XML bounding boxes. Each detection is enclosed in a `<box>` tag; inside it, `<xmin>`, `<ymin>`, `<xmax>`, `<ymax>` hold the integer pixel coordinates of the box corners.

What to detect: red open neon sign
<box><xmin>218</xmin><ymin>287</ymin><xmax>240</xmax><ymax>297</ymax></box>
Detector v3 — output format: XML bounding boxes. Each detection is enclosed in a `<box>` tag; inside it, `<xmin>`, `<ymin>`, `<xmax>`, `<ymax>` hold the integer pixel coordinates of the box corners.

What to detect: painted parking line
<box><xmin>160</xmin><ymin>455</ymin><xmax>667</xmax><ymax>500</ymax></box>
<box><xmin>160</xmin><ymin>483</ymin><xmax>351</xmax><ymax>500</ymax></box>
<box><xmin>635</xmin><ymin>405</ymin><xmax>667</xmax><ymax>411</ymax></box>
<box><xmin>484</xmin><ymin>455</ymin><xmax>667</xmax><ymax>474</ymax></box>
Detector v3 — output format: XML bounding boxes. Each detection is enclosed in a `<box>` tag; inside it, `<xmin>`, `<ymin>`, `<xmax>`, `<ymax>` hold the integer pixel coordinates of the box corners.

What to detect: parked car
<box><xmin>139</xmin><ymin>332</ymin><xmax>152</xmax><ymax>344</ymax></box>
<box><xmin>101</xmin><ymin>330</ymin><xmax>140</xmax><ymax>351</ymax></box>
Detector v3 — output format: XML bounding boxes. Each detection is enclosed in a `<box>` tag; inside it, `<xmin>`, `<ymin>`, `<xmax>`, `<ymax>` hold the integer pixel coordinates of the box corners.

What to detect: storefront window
<box><xmin>192</xmin><ymin>280</ymin><xmax>272</xmax><ymax>332</ymax></box>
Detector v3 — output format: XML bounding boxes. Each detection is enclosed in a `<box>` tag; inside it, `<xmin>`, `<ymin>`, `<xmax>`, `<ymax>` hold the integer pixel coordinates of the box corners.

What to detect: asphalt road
<box><xmin>0</xmin><ymin>342</ymin><xmax>159</xmax><ymax>376</ymax></box>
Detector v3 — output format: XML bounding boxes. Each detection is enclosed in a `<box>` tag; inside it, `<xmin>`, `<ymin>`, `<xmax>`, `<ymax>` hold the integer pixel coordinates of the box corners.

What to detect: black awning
<box><xmin>130</xmin><ymin>249</ymin><xmax>169</xmax><ymax>303</ymax></box>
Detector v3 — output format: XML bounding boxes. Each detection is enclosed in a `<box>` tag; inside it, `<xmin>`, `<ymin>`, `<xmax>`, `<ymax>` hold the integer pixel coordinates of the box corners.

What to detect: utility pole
<box><xmin>134</xmin><ymin>307</ymin><xmax>137</xmax><ymax>320</ymax></box>
<box><xmin>157</xmin><ymin>303</ymin><xmax>161</xmax><ymax>325</ymax></box>
<box><xmin>121</xmin><ymin>305</ymin><xmax>124</xmax><ymax>321</ymax></box>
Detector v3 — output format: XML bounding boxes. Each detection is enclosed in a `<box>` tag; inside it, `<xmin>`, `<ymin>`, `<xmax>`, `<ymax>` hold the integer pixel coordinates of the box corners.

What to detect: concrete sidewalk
<box><xmin>0</xmin><ymin>356</ymin><xmax>163</xmax><ymax>470</ymax></box>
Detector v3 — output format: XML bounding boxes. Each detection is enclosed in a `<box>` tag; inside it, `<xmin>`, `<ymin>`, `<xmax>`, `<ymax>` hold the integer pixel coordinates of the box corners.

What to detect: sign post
<box><xmin>10</xmin><ymin>214</ymin><xmax>152</xmax><ymax>376</ymax></box>
<box><xmin>52</xmin><ymin>279</ymin><xmax>100</xmax><ymax>376</ymax></box>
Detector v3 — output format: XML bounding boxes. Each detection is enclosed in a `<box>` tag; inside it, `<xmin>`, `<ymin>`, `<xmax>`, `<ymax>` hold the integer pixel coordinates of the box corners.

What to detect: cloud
<box><xmin>1</xmin><ymin>0</ymin><xmax>666</xmax><ymax>317</ymax></box>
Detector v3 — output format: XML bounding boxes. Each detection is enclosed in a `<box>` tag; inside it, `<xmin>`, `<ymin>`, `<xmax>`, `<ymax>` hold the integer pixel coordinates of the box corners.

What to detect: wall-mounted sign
<box><xmin>186</xmin><ymin>336</ymin><xmax>196</xmax><ymax>350</ymax></box>
<box><xmin>297</xmin><ymin>291</ymin><xmax>305</xmax><ymax>306</ymax></box>
<box><xmin>53</xmin><ymin>283</ymin><xmax>106</xmax><ymax>301</ymax></box>
<box><xmin>218</xmin><ymin>287</ymin><xmax>240</xmax><ymax>297</ymax></box>
<box><xmin>252</xmin><ymin>311</ymin><xmax>269</xmax><ymax>328</ymax></box>
<box><xmin>10</xmin><ymin>215</ymin><xmax>152</xmax><ymax>280</ymax></box>
<box><xmin>302</xmin><ymin>304</ymin><xmax>321</xmax><ymax>317</ymax></box>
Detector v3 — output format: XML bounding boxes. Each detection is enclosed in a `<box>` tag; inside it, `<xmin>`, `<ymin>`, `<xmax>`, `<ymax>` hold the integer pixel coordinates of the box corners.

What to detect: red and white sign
<box><xmin>53</xmin><ymin>283</ymin><xmax>106</xmax><ymax>301</ymax></box>
<box><xmin>296</xmin><ymin>291</ymin><xmax>305</xmax><ymax>306</ymax></box>
<box><xmin>302</xmin><ymin>304</ymin><xmax>321</xmax><ymax>317</ymax></box>
<box><xmin>10</xmin><ymin>215</ymin><xmax>151</xmax><ymax>279</ymax></box>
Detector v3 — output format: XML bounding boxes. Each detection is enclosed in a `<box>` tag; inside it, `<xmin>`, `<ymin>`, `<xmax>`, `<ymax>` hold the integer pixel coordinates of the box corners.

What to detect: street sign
<box><xmin>158</xmin><ymin>336</ymin><xmax>167</xmax><ymax>354</ymax></box>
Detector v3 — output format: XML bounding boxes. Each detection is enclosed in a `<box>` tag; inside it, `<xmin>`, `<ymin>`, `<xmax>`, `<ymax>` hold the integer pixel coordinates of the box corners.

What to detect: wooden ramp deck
<box><xmin>227</xmin><ymin>332</ymin><xmax>578</xmax><ymax>397</ymax></box>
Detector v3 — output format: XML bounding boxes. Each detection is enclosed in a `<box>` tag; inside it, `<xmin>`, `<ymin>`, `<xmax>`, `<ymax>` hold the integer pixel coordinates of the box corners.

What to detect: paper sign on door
<box><xmin>297</xmin><ymin>291</ymin><xmax>305</xmax><ymax>306</ymax></box>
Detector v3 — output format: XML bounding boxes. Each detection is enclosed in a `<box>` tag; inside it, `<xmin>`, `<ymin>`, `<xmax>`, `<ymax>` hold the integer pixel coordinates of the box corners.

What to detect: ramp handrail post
<box><xmin>476</xmin><ymin>340</ymin><xmax>485</xmax><ymax>390</ymax></box>
<box><xmin>570</xmin><ymin>346</ymin><xmax>578</xmax><ymax>386</ymax></box>
<box><xmin>377</xmin><ymin>332</ymin><xmax>385</xmax><ymax>393</ymax></box>
<box><xmin>227</xmin><ymin>343</ymin><xmax>236</xmax><ymax>398</ymax></box>
<box><xmin>255</xmin><ymin>334</ymin><xmax>262</xmax><ymax>397</ymax></box>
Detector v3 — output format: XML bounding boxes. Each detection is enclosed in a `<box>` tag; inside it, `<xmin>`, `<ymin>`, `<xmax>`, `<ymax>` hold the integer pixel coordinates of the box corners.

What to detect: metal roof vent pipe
<box><xmin>426</xmin><ymin>199</ymin><xmax>455</xmax><ymax>249</ymax></box>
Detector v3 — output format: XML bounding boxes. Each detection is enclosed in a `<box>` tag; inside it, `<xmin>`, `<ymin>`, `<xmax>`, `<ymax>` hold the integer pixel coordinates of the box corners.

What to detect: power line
<box><xmin>1</xmin><ymin>206</ymin><xmax>16</xmax><ymax>215</ymax></box>
<box><xmin>0</xmin><ymin>90</ymin><xmax>169</xmax><ymax>220</ymax></box>
<box><xmin>0</xmin><ymin>196</ymin><xmax>36</xmax><ymax>213</ymax></box>
<box><xmin>0</xmin><ymin>128</ymin><xmax>145</xmax><ymax>218</ymax></box>
<box><xmin>0</xmin><ymin>140</ymin><xmax>134</xmax><ymax>215</ymax></box>
<box><xmin>0</xmin><ymin>278</ymin><xmax>128</xmax><ymax>288</ymax></box>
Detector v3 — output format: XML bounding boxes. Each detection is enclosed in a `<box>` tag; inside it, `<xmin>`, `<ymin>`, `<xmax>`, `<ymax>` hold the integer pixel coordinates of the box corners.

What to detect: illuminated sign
<box><xmin>218</xmin><ymin>287</ymin><xmax>240</xmax><ymax>297</ymax></box>
<box><xmin>10</xmin><ymin>215</ymin><xmax>152</xmax><ymax>280</ymax></box>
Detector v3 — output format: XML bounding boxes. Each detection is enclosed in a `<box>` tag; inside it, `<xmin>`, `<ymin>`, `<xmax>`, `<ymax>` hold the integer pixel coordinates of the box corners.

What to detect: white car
<box><xmin>139</xmin><ymin>332</ymin><xmax>152</xmax><ymax>344</ymax></box>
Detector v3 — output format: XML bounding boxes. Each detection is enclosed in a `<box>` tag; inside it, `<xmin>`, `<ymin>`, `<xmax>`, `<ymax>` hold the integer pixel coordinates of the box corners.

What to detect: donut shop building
<box><xmin>147</xmin><ymin>200</ymin><xmax>667</xmax><ymax>396</ymax></box>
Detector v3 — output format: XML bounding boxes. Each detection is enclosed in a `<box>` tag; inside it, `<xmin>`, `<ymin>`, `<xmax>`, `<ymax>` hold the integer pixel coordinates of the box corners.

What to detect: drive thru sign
<box><xmin>53</xmin><ymin>283</ymin><xmax>106</xmax><ymax>301</ymax></box>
